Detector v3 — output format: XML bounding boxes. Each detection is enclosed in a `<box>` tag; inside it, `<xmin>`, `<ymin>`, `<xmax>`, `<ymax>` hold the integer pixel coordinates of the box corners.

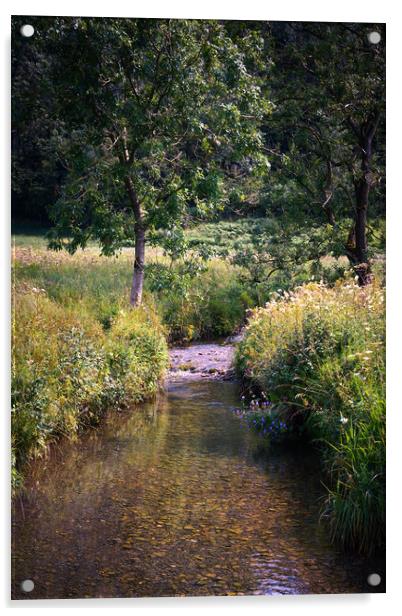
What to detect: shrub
<box><xmin>235</xmin><ymin>281</ymin><xmax>385</xmax><ymax>554</ymax></box>
<box><xmin>106</xmin><ymin>305</ymin><xmax>168</xmax><ymax>402</ymax></box>
<box><xmin>11</xmin><ymin>288</ymin><xmax>168</xmax><ymax>490</ymax></box>
<box><xmin>151</xmin><ymin>260</ymin><xmax>253</xmax><ymax>342</ymax></box>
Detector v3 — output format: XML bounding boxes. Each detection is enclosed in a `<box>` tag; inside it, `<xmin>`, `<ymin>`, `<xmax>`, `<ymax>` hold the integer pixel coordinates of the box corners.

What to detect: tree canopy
<box><xmin>11</xmin><ymin>17</ymin><xmax>385</xmax><ymax>301</ymax></box>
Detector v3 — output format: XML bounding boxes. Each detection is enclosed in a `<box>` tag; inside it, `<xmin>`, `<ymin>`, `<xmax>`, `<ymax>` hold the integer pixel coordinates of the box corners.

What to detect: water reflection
<box><xmin>12</xmin><ymin>380</ymin><xmax>384</xmax><ymax>599</ymax></box>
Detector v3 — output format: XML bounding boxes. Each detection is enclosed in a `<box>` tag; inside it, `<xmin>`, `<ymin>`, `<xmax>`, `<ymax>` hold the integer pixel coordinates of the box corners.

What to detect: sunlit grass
<box><xmin>235</xmin><ymin>281</ymin><xmax>385</xmax><ymax>554</ymax></box>
<box><xmin>11</xmin><ymin>288</ymin><xmax>168</xmax><ymax>491</ymax></box>
<box><xmin>12</xmin><ymin>237</ymin><xmax>255</xmax><ymax>341</ymax></box>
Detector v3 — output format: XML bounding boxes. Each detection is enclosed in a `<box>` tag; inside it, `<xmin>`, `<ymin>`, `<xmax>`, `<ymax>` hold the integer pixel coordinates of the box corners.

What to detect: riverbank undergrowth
<box><xmin>12</xmin><ymin>288</ymin><xmax>168</xmax><ymax>490</ymax></box>
<box><xmin>235</xmin><ymin>281</ymin><xmax>385</xmax><ymax>555</ymax></box>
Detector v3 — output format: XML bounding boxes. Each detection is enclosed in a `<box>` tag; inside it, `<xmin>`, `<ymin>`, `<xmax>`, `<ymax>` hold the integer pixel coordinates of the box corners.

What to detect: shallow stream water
<box><xmin>12</xmin><ymin>360</ymin><xmax>385</xmax><ymax>599</ymax></box>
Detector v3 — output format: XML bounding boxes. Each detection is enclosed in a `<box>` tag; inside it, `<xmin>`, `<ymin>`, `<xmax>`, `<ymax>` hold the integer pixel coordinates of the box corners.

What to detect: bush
<box><xmin>12</xmin><ymin>288</ymin><xmax>168</xmax><ymax>490</ymax></box>
<box><xmin>107</xmin><ymin>305</ymin><xmax>168</xmax><ymax>402</ymax></box>
<box><xmin>235</xmin><ymin>280</ymin><xmax>385</xmax><ymax>554</ymax></box>
<box><xmin>150</xmin><ymin>260</ymin><xmax>253</xmax><ymax>342</ymax></box>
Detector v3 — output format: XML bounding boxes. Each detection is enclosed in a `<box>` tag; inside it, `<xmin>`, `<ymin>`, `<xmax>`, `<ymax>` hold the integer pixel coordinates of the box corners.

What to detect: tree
<box><xmin>261</xmin><ymin>22</ymin><xmax>385</xmax><ymax>284</ymax></box>
<box><xmin>30</xmin><ymin>17</ymin><xmax>270</xmax><ymax>305</ymax></box>
<box><xmin>11</xmin><ymin>18</ymin><xmax>64</xmax><ymax>224</ymax></box>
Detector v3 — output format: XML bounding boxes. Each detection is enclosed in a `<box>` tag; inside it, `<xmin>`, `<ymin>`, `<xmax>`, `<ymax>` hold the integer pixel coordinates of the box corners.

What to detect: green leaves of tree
<box><xmin>31</xmin><ymin>17</ymin><xmax>271</xmax><ymax>254</ymax></box>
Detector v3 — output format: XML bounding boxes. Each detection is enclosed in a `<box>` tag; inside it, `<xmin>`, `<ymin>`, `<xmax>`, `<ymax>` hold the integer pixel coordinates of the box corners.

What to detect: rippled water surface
<box><xmin>12</xmin><ymin>379</ymin><xmax>385</xmax><ymax>599</ymax></box>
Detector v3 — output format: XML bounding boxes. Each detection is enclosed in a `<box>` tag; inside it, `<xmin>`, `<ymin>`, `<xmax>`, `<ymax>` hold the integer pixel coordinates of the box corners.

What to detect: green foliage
<box><xmin>147</xmin><ymin>259</ymin><xmax>253</xmax><ymax>342</ymax></box>
<box><xmin>17</xmin><ymin>17</ymin><xmax>270</xmax><ymax>260</ymax></box>
<box><xmin>266</xmin><ymin>22</ymin><xmax>385</xmax><ymax>213</ymax></box>
<box><xmin>13</xmin><ymin>221</ymin><xmax>362</xmax><ymax>344</ymax></box>
<box><xmin>230</xmin><ymin>217</ymin><xmax>360</xmax><ymax>305</ymax></box>
<box><xmin>12</xmin><ymin>289</ymin><xmax>168</xmax><ymax>490</ymax></box>
<box><xmin>107</xmin><ymin>307</ymin><xmax>168</xmax><ymax>401</ymax></box>
<box><xmin>235</xmin><ymin>281</ymin><xmax>385</xmax><ymax>554</ymax></box>
<box><xmin>324</xmin><ymin>395</ymin><xmax>385</xmax><ymax>555</ymax></box>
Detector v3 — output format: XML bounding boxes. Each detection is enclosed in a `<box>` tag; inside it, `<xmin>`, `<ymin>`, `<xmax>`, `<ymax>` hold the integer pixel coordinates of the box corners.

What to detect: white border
<box><xmin>0</xmin><ymin>0</ymin><xmax>393</xmax><ymax>21</ymax></box>
<box><xmin>2</xmin><ymin>1</ymin><xmax>401</xmax><ymax>614</ymax></box>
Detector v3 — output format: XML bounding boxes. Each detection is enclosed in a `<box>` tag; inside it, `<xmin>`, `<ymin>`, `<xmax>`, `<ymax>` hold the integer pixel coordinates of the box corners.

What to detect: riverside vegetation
<box><xmin>11</xmin><ymin>18</ymin><xmax>385</xmax><ymax>564</ymax></box>
<box><xmin>235</xmin><ymin>280</ymin><xmax>385</xmax><ymax>555</ymax></box>
<box><xmin>12</xmin><ymin>227</ymin><xmax>385</xmax><ymax>557</ymax></box>
<box><xmin>12</xmin><ymin>278</ymin><xmax>168</xmax><ymax>491</ymax></box>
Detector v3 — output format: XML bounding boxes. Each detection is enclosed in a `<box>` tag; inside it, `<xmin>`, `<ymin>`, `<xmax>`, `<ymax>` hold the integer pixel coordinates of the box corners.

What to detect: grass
<box><xmin>12</xmin><ymin>225</ymin><xmax>49</xmax><ymax>249</ymax></box>
<box><xmin>235</xmin><ymin>280</ymin><xmax>385</xmax><ymax>555</ymax></box>
<box><xmin>186</xmin><ymin>218</ymin><xmax>265</xmax><ymax>252</ymax></box>
<box><xmin>12</xmin><ymin>287</ymin><xmax>168</xmax><ymax>491</ymax></box>
<box><xmin>12</xmin><ymin>241</ymin><xmax>256</xmax><ymax>342</ymax></box>
<box><xmin>13</xmin><ymin>255</ymin><xmax>133</xmax><ymax>329</ymax></box>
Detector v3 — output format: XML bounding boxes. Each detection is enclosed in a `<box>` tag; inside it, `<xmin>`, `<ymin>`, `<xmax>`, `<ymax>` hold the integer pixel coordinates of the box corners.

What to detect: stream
<box><xmin>12</xmin><ymin>343</ymin><xmax>385</xmax><ymax>599</ymax></box>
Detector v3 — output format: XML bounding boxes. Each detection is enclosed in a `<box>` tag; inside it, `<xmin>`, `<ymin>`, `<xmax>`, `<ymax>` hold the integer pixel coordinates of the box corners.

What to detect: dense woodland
<box><xmin>12</xmin><ymin>17</ymin><xmax>385</xmax><ymax>557</ymax></box>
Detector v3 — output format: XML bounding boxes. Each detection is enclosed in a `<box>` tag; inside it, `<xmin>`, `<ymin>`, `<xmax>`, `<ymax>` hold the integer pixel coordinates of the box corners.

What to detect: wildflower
<box><xmin>340</xmin><ymin>415</ymin><xmax>349</xmax><ymax>425</ymax></box>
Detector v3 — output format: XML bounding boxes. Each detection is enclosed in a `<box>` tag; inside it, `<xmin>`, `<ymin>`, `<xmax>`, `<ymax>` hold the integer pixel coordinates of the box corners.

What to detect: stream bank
<box><xmin>12</xmin><ymin>343</ymin><xmax>385</xmax><ymax>599</ymax></box>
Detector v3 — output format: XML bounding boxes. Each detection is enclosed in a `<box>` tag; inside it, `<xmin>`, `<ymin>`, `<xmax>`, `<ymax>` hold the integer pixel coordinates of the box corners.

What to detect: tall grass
<box><xmin>13</xmin><ymin>253</ymin><xmax>255</xmax><ymax>343</ymax></box>
<box><xmin>12</xmin><ymin>287</ymin><xmax>168</xmax><ymax>490</ymax></box>
<box><xmin>13</xmin><ymin>257</ymin><xmax>132</xmax><ymax>329</ymax></box>
<box><xmin>235</xmin><ymin>281</ymin><xmax>385</xmax><ymax>554</ymax></box>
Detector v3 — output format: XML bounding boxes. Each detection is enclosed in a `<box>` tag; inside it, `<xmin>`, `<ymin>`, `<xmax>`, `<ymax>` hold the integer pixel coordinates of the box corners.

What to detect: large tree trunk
<box><xmin>353</xmin><ymin>177</ymin><xmax>370</xmax><ymax>285</ymax></box>
<box><xmin>346</xmin><ymin>112</ymin><xmax>380</xmax><ymax>285</ymax></box>
<box><xmin>125</xmin><ymin>177</ymin><xmax>145</xmax><ymax>306</ymax></box>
